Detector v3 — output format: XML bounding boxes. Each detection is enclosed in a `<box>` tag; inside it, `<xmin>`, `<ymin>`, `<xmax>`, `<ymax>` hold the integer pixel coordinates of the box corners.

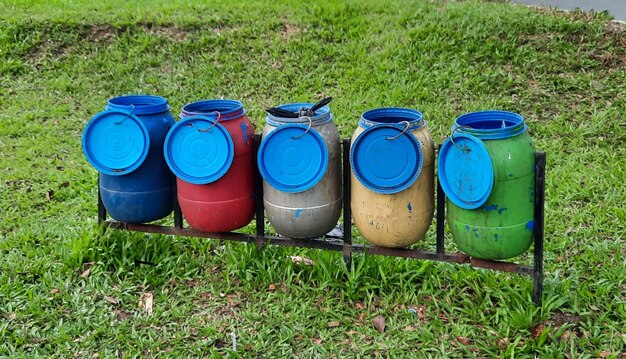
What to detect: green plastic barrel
<box><xmin>438</xmin><ymin>111</ymin><xmax>535</xmax><ymax>260</ymax></box>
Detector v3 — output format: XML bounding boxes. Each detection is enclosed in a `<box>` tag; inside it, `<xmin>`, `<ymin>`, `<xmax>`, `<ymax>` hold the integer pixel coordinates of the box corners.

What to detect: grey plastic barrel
<box><xmin>259</xmin><ymin>103</ymin><xmax>342</xmax><ymax>238</ymax></box>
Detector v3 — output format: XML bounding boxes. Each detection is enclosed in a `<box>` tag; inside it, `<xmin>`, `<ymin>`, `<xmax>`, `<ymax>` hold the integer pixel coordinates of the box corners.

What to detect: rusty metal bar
<box><xmin>470</xmin><ymin>258</ymin><xmax>533</xmax><ymax>275</ymax></box>
<box><xmin>258</xmin><ymin>237</ymin><xmax>344</xmax><ymax>251</ymax></box>
<box><xmin>104</xmin><ymin>221</ymin><xmax>257</xmax><ymax>242</ymax></box>
<box><xmin>103</xmin><ymin>219</ymin><xmax>535</xmax><ymax>275</ymax></box>
<box><xmin>533</xmin><ymin>152</ymin><xmax>546</xmax><ymax>306</ymax></box>
<box><xmin>342</xmin><ymin>138</ymin><xmax>353</xmax><ymax>268</ymax></box>
<box><xmin>351</xmin><ymin>244</ymin><xmax>469</xmax><ymax>263</ymax></box>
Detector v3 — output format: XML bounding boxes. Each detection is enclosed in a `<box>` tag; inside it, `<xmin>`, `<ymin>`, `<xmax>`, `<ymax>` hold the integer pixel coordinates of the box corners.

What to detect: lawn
<box><xmin>1</xmin><ymin>0</ymin><xmax>625</xmax><ymax>357</ymax></box>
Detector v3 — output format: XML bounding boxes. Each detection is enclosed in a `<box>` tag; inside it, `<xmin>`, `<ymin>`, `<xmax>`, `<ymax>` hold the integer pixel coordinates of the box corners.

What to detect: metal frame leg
<box><xmin>342</xmin><ymin>139</ymin><xmax>353</xmax><ymax>268</ymax></box>
<box><xmin>533</xmin><ymin>152</ymin><xmax>546</xmax><ymax>306</ymax></box>
<box><xmin>172</xmin><ymin>175</ymin><xmax>183</xmax><ymax>229</ymax></box>
<box><xmin>97</xmin><ymin>173</ymin><xmax>107</xmax><ymax>233</ymax></box>
<box><xmin>436</xmin><ymin>176</ymin><xmax>446</xmax><ymax>257</ymax></box>
<box><xmin>254</xmin><ymin>134</ymin><xmax>266</xmax><ymax>249</ymax></box>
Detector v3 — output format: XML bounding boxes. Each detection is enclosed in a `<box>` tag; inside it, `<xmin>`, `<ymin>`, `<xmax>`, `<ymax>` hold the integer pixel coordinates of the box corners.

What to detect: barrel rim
<box><xmin>106</xmin><ymin>95</ymin><xmax>170</xmax><ymax>115</ymax></box>
<box><xmin>180</xmin><ymin>99</ymin><xmax>246</xmax><ymax>121</ymax></box>
<box><xmin>265</xmin><ymin>102</ymin><xmax>333</xmax><ymax>127</ymax></box>
<box><xmin>359</xmin><ymin>107</ymin><xmax>425</xmax><ymax>130</ymax></box>
<box><xmin>454</xmin><ymin>110</ymin><xmax>527</xmax><ymax>140</ymax></box>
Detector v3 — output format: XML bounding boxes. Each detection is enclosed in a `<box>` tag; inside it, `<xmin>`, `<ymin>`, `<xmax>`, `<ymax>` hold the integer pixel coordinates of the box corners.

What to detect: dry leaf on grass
<box><xmin>104</xmin><ymin>296</ymin><xmax>119</xmax><ymax>305</ymax></box>
<box><xmin>372</xmin><ymin>315</ymin><xmax>386</xmax><ymax>333</ymax></box>
<box><xmin>50</xmin><ymin>288</ymin><xmax>60</xmax><ymax>294</ymax></box>
<box><xmin>139</xmin><ymin>292</ymin><xmax>153</xmax><ymax>315</ymax></box>
<box><xmin>355</xmin><ymin>302</ymin><xmax>366</xmax><ymax>310</ymax></box>
<box><xmin>327</xmin><ymin>321</ymin><xmax>340</xmax><ymax>328</ymax></box>
<box><xmin>457</xmin><ymin>336</ymin><xmax>471</xmax><ymax>346</ymax></box>
<box><xmin>80</xmin><ymin>268</ymin><xmax>91</xmax><ymax>278</ymax></box>
<box><xmin>288</xmin><ymin>256</ymin><xmax>315</xmax><ymax>266</ymax></box>
<box><xmin>114</xmin><ymin>310</ymin><xmax>131</xmax><ymax>320</ymax></box>
<box><xmin>416</xmin><ymin>305</ymin><xmax>427</xmax><ymax>320</ymax></box>
<box><xmin>531</xmin><ymin>323</ymin><xmax>545</xmax><ymax>339</ymax></box>
<box><xmin>80</xmin><ymin>262</ymin><xmax>95</xmax><ymax>278</ymax></box>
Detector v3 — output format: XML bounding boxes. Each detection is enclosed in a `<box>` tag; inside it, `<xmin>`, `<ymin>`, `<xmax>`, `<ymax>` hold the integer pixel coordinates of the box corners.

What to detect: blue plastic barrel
<box><xmin>82</xmin><ymin>95</ymin><xmax>175</xmax><ymax>223</ymax></box>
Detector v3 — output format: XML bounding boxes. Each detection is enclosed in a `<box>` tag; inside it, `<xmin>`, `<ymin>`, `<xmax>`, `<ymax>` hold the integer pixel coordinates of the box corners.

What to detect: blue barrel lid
<box><xmin>258</xmin><ymin>123</ymin><xmax>328</xmax><ymax>193</ymax></box>
<box><xmin>164</xmin><ymin>115</ymin><xmax>234</xmax><ymax>184</ymax></box>
<box><xmin>350</xmin><ymin>124</ymin><xmax>423</xmax><ymax>194</ymax></box>
<box><xmin>82</xmin><ymin>109</ymin><xmax>150</xmax><ymax>176</ymax></box>
<box><xmin>438</xmin><ymin>133</ymin><xmax>494</xmax><ymax>209</ymax></box>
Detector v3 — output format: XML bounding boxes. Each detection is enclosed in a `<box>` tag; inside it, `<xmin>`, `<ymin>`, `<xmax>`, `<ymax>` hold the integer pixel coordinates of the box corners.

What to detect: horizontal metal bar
<box><xmin>470</xmin><ymin>257</ymin><xmax>533</xmax><ymax>275</ymax></box>
<box><xmin>104</xmin><ymin>221</ymin><xmax>257</xmax><ymax>243</ymax></box>
<box><xmin>103</xmin><ymin>221</ymin><xmax>533</xmax><ymax>276</ymax></box>
<box><xmin>256</xmin><ymin>236</ymin><xmax>345</xmax><ymax>251</ymax></box>
<box><xmin>351</xmin><ymin>244</ymin><xmax>469</xmax><ymax>263</ymax></box>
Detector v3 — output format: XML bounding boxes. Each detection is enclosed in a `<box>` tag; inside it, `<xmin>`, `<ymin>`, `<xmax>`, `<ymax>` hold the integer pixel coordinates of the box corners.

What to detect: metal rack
<box><xmin>98</xmin><ymin>136</ymin><xmax>546</xmax><ymax>306</ymax></box>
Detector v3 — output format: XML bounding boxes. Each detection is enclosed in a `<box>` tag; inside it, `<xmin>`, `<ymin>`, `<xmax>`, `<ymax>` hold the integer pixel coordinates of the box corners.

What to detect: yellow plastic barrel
<box><xmin>350</xmin><ymin>108</ymin><xmax>434</xmax><ymax>248</ymax></box>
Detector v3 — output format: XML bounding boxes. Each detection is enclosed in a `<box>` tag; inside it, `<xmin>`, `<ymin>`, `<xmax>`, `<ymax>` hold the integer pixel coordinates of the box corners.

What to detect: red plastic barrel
<box><xmin>165</xmin><ymin>100</ymin><xmax>256</xmax><ymax>232</ymax></box>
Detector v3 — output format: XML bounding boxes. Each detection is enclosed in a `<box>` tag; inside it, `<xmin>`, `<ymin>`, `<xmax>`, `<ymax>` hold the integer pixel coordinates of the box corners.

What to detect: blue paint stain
<box><xmin>508</xmin><ymin>173</ymin><xmax>514</xmax><ymax>177</ymax></box>
<box><xmin>295</xmin><ymin>209</ymin><xmax>302</xmax><ymax>218</ymax></box>
<box><xmin>484</xmin><ymin>204</ymin><xmax>498</xmax><ymax>211</ymax></box>
<box><xmin>472</xmin><ymin>228</ymin><xmax>479</xmax><ymax>238</ymax></box>
<box><xmin>498</xmin><ymin>207</ymin><xmax>508</xmax><ymax>214</ymax></box>
<box><xmin>494</xmin><ymin>234</ymin><xmax>499</xmax><ymax>240</ymax></box>
<box><xmin>526</xmin><ymin>220</ymin><xmax>535</xmax><ymax>231</ymax></box>
<box><xmin>465</xmin><ymin>224</ymin><xmax>471</xmax><ymax>230</ymax></box>
<box><xmin>241</xmin><ymin>123</ymin><xmax>248</xmax><ymax>145</ymax></box>
<box><xmin>407</xmin><ymin>202</ymin><xmax>412</xmax><ymax>213</ymax></box>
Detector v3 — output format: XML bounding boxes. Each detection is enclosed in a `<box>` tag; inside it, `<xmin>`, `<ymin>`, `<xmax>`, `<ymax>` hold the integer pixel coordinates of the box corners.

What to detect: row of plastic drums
<box><xmin>82</xmin><ymin>95</ymin><xmax>536</xmax><ymax>260</ymax></box>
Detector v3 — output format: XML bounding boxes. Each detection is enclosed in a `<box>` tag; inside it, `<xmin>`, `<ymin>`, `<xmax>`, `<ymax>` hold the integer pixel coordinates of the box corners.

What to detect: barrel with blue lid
<box><xmin>438</xmin><ymin>110</ymin><xmax>535</xmax><ymax>260</ymax></box>
<box><xmin>350</xmin><ymin>107</ymin><xmax>435</xmax><ymax>248</ymax></box>
<box><xmin>165</xmin><ymin>99</ymin><xmax>255</xmax><ymax>232</ymax></box>
<box><xmin>258</xmin><ymin>103</ymin><xmax>342</xmax><ymax>239</ymax></box>
<box><xmin>82</xmin><ymin>95</ymin><xmax>175</xmax><ymax>223</ymax></box>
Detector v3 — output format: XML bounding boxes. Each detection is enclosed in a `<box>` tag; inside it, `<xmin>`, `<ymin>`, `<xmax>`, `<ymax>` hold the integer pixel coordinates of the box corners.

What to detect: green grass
<box><xmin>1</xmin><ymin>0</ymin><xmax>625</xmax><ymax>356</ymax></box>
